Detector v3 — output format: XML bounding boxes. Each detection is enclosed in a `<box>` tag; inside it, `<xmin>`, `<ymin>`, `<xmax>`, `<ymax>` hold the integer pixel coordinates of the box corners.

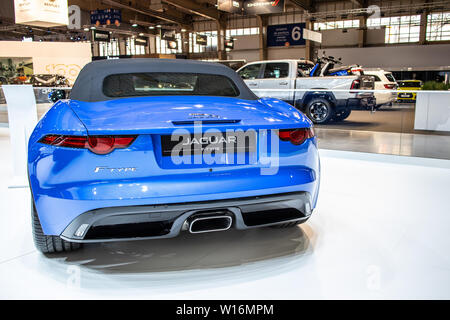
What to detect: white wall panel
<box><xmin>267</xmin><ymin>47</ymin><xmax>306</xmax><ymax>60</ymax></box>
<box><xmin>324</xmin><ymin>44</ymin><xmax>450</xmax><ymax>70</ymax></box>
<box><xmin>0</xmin><ymin>41</ymin><xmax>91</xmax><ymax>84</ymax></box>
<box><xmin>322</xmin><ymin>29</ymin><xmax>359</xmax><ymax>46</ymax></box>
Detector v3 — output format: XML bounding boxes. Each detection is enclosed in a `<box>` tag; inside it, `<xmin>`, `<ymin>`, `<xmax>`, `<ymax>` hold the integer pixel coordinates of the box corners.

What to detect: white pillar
<box><xmin>2</xmin><ymin>85</ymin><xmax>38</xmax><ymax>188</ymax></box>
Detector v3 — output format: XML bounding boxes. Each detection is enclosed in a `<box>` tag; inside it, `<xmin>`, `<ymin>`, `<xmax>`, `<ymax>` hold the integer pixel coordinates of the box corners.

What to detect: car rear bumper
<box><xmin>397</xmin><ymin>92</ymin><xmax>417</xmax><ymax>101</ymax></box>
<box><xmin>60</xmin><ymin>191</ymin><xmax>313</xmax><ymax>243</ymax></box>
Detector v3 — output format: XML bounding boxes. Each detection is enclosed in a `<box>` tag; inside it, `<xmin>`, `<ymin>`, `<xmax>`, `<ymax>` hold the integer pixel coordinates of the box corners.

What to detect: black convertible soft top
<box><xmin>70</xmin><ymin>58</ymin><xmax>258</xmax><ymax>102</ymax></box>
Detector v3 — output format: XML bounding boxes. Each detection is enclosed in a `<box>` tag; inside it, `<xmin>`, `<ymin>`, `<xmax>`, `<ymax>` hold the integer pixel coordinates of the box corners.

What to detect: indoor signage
<box><xmin>135</xmin><ymin>36</ymin><xmax>148</xmax><ymax>46</ymax></box>
<box><xmin>167</xmin><ymin>40</ymin><xmax>178</xmax><ymax>50</ymax></box>
<box><xmin>196</xmin><ymin>34</ymin><xmax>208</xmax><ymax>45</ymax></box>
<box><xmin>267</xmin><ymin>23</ymin><xmax>306</xmax><ymax>47</ymax></box>
<box><xmin>90</xmin><ymin>9</ymin><xmax>122</xmax><ymax>27</ymax></box>
<box><xmin>161</xmin><ymin>29</ymin><xmax>176</xmax><ymax>41</ymax></box>
<box><xmin>92</xmin><ymin>29</ymin><xmax>110</xmax><ymax>42</ymax></box>
<box><xmin>224</xmin><ymin>39</ymin><xmax>235</xmax><ymax>49</ymax></box>
<box><xmin>218</xmin><ymin>0</ymin><xmax>243</xmax><ymax>13</ymax></box>
<box><xmin>14</xmin><ymin>0</ymin><xmax>69</xmax><ymax>27</ymax></box>
<box><xmin>243</xmin><ymin>0</ymin><xmax>285</xmax><ymax>15</ymax></box>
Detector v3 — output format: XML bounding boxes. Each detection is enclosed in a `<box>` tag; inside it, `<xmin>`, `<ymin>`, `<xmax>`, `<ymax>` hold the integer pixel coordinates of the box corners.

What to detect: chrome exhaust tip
<box><xmin>188</xmin><ymin>215</ymin><xmax>232</xmax><ymax>234</ymax></box>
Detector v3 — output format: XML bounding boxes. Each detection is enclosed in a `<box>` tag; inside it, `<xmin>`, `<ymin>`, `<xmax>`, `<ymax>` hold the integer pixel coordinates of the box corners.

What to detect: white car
<box><xmin>363</xmin><ymin>70</ymin><xmax>397</xmax><ymax>108</ymax></box>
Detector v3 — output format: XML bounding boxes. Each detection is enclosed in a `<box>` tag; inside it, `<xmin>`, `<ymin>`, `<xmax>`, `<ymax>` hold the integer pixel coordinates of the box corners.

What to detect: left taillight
<box><xmin>38</xmin><ymin>135</ymin><xmax>137</xmax><ymax>155</ymax></box>
<box><xmin>277</xmin><ymin>128</ymin><xmax>315</xmax><ymax>145</ymax></box>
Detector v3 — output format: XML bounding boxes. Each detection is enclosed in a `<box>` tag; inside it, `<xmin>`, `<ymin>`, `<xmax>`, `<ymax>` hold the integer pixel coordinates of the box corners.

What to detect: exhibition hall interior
<box><xmin>0</xmin><ymin>0</ymin><xmax>449</xmax><ymax>300</ymax></box>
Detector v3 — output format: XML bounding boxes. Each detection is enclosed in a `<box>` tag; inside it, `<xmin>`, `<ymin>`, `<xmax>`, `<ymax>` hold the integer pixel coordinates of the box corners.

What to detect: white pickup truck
<box><xmin>237</xmin><ymin>59</ymin><xmax>375</xmax><ymax>124</ymax></box>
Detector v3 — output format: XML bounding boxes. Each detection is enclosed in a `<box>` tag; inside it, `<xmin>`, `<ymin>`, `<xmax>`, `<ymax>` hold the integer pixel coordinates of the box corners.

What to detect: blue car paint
<box><xmin>28</xmin><ymin>95</ymin><xmax>320</xmax><ymax>236</ymax></box>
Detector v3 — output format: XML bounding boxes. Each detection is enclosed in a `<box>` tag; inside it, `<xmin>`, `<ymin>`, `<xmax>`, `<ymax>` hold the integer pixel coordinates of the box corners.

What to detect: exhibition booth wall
<box><xmin>0</xmin><ymin>41</ymin><xmax>92</xmax><ymax>84</ymax></box>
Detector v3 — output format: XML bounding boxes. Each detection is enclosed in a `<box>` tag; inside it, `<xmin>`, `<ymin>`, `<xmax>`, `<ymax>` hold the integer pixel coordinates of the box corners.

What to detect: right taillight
<box><xmin>384</xmin><ymin>84</ymin><xmax>395</xmax><ymax>89</ymax></box>
<box><xmin>277</xmin><ymin>128</ymin><xmax>315</xmax><ymax>145</ymax></box>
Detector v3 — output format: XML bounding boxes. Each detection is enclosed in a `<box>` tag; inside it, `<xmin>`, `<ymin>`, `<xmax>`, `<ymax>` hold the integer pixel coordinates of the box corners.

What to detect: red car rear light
<box><xmin>384</xmin><ymin>84</ymin><xmax>395</xmax><ymax>89</ymax></box>
<box><xmin>277</xmin><ymin>128</ymin><xmax>315</xmax><ymax>145</ymax></box>
<box><xmin>350</xmin><ymin>79</ymin><xmax>360</xmax><ymax>90</ymax></box>
<box><xmin>38</xmin><ymin>135</ymin><xmax>137</xmax><ymax>155</ymax></box>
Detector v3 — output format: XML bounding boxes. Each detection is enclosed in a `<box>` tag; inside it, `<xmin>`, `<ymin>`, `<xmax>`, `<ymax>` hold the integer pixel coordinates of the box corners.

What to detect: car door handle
<box><xmin>279</xmin><ymin>82</ymin><xmax>288</xmax><ymax>85</ymax></box>
<box><xmin>248</xmin><ymin>83</ymin><xmax>258</xmax><ymax>86</ymax></box>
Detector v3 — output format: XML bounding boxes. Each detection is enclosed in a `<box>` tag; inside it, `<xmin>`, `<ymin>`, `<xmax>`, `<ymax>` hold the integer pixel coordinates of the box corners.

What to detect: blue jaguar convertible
<box><xmin>28</xmin><ymin>59</ymin><xmax>320</xmax><ymax>253</ymax></box>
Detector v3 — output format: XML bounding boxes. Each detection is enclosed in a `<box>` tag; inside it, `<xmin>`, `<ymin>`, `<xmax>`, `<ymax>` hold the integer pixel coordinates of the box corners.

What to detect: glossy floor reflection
<box><xmin>1</xmin><ymin>128</ymin><xmax>450</xmax><ymax>299</ymax></box>
<box><xmin>317</xmin><ymin>128</ymin><xmax>450</xmax><ymax>160</ymax></box>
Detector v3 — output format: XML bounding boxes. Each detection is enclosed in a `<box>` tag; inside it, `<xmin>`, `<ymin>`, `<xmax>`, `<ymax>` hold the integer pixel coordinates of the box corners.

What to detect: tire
<box><xmin>270</xmin><ymin>217</ymin><xmax>310</xmax><ymax>228</ymax></box>
<box><xmin>31</xmin><ymin>198</ymin><xmax>81</xmax><ymax>253</ymax></box>
<box><xmin>333</xmin><ymin>109</ymin><xmax>351</xmax><ymax>122</ymax></box>
<box><xmin>305</xmin><ymin>98</ymin><xmax>334</xmax><ymax>124</ymax></box>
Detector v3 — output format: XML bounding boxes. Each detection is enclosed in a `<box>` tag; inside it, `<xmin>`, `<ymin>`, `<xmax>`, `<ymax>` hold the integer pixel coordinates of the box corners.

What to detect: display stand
<box><xmin>2</xmin><ymin>85</ymin><xmax>38</xmax><ymax>188</ymax></box>
<box><xmin>414</xmin><ymin>91</ymin><xmax>450</xmax><ymax>132</ymax></box>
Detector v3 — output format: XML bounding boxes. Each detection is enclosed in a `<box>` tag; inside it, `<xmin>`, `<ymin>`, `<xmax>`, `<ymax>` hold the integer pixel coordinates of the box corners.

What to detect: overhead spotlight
<box><xmin>139</xmin><ymin>32</ymin><xmax>144</xmax><ymax>36</ymax></box>
<box><xmin>156</xmin><ymin>24</ymin><xmax>161</xmax><ymax>28</ymax></box>
<box><xmin>132</xmin><ymin>23</ymin><xmax>138</xmax><ymax>27</ymax></box>
<box><xmin>84</xmin><ymin>28</ymin><xmax>89</xmax><ymax>31</ymax></box>
<box><xmin>149</xmin><ymin>26</ymin><xmax>155</xmax><ymax>29</ymax></box>
<box><xmin>181</xmin><ymin>28</ymin><xmax>186</xmax><ymax>32</ymax></box>
<box><xmin>90</xmin><ymin>26</ymin><xmax>96</xmax><ymax>30</ymax></box>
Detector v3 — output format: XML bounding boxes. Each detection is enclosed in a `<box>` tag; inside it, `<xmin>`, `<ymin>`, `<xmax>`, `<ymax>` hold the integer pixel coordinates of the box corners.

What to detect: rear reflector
<box><xmin>277</xmin><ymin>128</ymin><xmax>315</xmax><ymax>145</ymax></box>
<box><xmin>350</xmin><ymin>79</ymin><xmax>360</xmax><ymax>89</ymax></box>
<box><xmin>38</xmin><ymin>135</ymin><xmax>137</xmax><ymax>155</ymax></box>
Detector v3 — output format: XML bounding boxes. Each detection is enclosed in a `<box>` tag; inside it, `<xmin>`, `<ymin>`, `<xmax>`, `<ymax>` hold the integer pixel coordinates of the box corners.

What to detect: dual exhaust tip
<box><xmin>186</xmin><ymin>214</ymin><xmax>233</xmax><ymax>234</ymax></box>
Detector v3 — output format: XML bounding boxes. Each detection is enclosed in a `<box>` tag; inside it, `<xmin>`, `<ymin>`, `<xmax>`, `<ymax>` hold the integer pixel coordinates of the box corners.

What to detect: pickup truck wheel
<box><xmin>334</xmin><ymin>109</ymin><xmax>351</xmax><ymax>122</ymax></box>
<box><xmin>306</xmin><ymin>98</ymin><xmax>334</xmax><ymax>124</ymax></box>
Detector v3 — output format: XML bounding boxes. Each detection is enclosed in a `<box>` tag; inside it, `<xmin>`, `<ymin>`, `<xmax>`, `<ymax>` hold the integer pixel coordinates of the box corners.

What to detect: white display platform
<box><xmin>2</xmin><ymin>85</ymin><xmax>37</xmax><ymax>188</ymax></box>
<box><xmin>414</xmin><ymin>91</ymin><xmax>450</xmax><ymax>132</ymax></box>
<box><xmin>0</xmin><ymin>150</ymin><xmax>449</xmax><ymax>299</ymax></box>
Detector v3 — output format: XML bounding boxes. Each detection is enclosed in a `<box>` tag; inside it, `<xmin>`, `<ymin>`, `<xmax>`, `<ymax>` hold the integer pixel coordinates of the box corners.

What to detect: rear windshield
<box><xmin>398</xmin><ymin>81</ymin><xmax>421</xmax><ymax>88</ymax></box>
<box><xmin>103</xmin><ymin>73</ymin><xmax>240</xmax><ymax>98</ymax></box>
<box><xmin>384</xmin><ymin>73</ymin><xmax>396</xmax><ymax>82</ymax></box>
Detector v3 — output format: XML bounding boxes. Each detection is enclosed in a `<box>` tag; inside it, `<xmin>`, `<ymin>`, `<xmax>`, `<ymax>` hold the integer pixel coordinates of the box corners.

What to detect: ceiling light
<box><xmin>181</xmin><ymin>28</ymin><xmax>186</xmax><ymax>32</ymax></box>
<box><xmin>149</xmin><ymin>26</ymin><xmax>155</xmax><ymax>29</ymax></box>
<box><xmin>156</xmin><ymin>24</ymin><xmax>161</xmax><ymax>28</ymax></box>
<box><xmin>83</xmin><ymin>28</ymin><xmax>89</xmax><ymax>32</ymax></box>
<box><xmin>90</xmin><ymin>26</ymin><xmax>96</xmax><ymax>30</ymax></box>
<box><xmin>139</xmin><ymin>33</ymin><xmax>144</xmax><ymax>36</ymax></box>
<box><xmin>132</xmin><ymin>23</ymin><xmax>138</xmax><ymax>27</ymax></box>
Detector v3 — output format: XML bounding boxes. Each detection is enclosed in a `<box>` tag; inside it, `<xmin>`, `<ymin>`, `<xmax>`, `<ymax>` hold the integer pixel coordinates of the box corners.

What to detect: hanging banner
<box><xmin>224</xmin><ymin>39</ymin><xmax>234</xmax><ymax>49</ymax></box>
<box><xmin>267</xmin><ymin>23</ymin><xmax>306</xmax><ymax>47</ymax></box>
<box><xmin>218</xmin><ymin>0</ymin><xmax>243</xmax><ymax>13</ymax></box>
<box><xmin>161</xmin><ymin>29</ymin><xmax>176</xmax><ymax>41</ymax></box>
<box><xmin>14</xmin><ymin>0</ymin><xmax>69</xmax><ymax>27</ymax></box>
<box><xmin>92</xmin><ymin>29</ymin><xmax>110</xmax><ymax>42</ymax></box>
<box><xmin>90</xmin><ymin>9</ymin><xmax>121</xmax><ymax>26</ymax></box>
<box><xmin>244</xmin><ymin>0</ymin><xmax>284</xmax><ymax>15</ymax></box>
<box><xmin>303</xmin><ymin>28</ymin><xmax>322</xmax><ymax>43</ymax></box>
<box><xmin>135</xmin><ymin>36</ymin><xmax>148</xmax><ymax>46</ymax></box>
<box><xmin>196</xmin><ymin>34</ymin><xmax>207</xmax><ymax>45</ymax></box>
<box><xmin>167</xmin><ymin>40</ymin><xmax>178</xmax><ymax>50</ymax></box>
